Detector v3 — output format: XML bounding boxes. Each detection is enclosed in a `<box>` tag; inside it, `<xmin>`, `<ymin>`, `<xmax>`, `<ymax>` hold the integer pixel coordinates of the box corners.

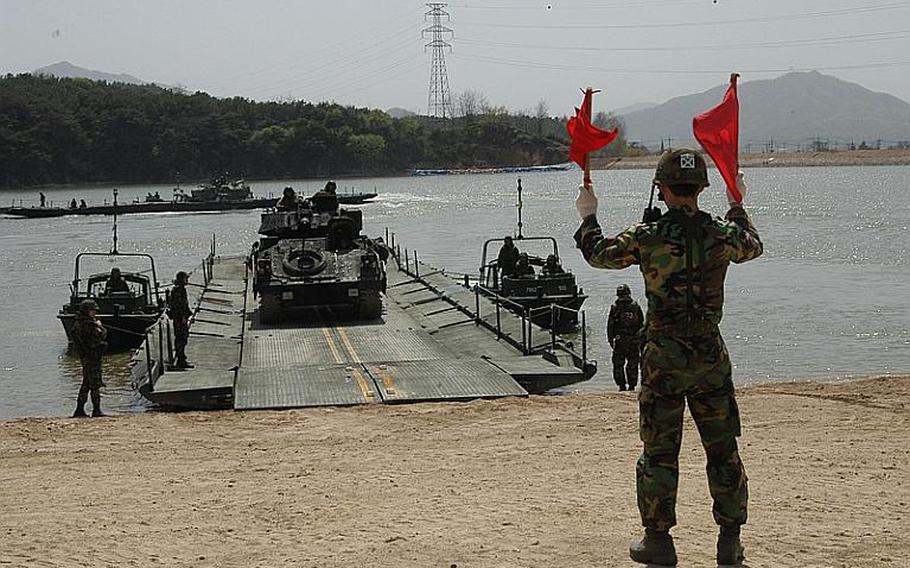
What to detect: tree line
<box><xmin>0</xmin><ymin>74</ymin><xmax>629</xmax><ymax>188</ymax></box>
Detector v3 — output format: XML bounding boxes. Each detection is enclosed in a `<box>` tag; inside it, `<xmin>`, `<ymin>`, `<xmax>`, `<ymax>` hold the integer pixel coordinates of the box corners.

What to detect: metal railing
<box><xmin>141</xmin><ymin>247</ymin><xmax>216</xmax><ymax>392</ymax></box>
<box><xmin>386</xmin><ymin>230</ymin><xmax>591</xmax><ymax>371</ymax></box>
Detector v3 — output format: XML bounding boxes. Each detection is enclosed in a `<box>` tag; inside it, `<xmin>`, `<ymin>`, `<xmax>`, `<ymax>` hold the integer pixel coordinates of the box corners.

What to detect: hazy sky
<box><xmin>2</xmin><ymin>0</ymin><xmax>910</xmax><ymax>115</ymax></box>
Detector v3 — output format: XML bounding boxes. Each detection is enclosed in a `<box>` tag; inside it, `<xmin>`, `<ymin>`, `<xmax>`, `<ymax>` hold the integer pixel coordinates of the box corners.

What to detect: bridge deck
<box><xmin>139</xmin><ymin>253</ymin><xmax>589</xmax><ymax>411</ymax></box>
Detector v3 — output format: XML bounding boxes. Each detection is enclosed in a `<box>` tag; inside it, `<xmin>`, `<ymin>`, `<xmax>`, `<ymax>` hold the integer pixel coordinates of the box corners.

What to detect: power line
<box><xmin>450</xmin><ymin>52</ymin><xmax>910</xmax><ymax>75</ymax></box>
<box><xmin>306</xmin><ymin>56</ymin><xmax>425</xmax><ymax>103</ymax></box>
<box><xmin>458</xmin><ymin>1</ymin><xmax>910</xmax><ymax>30</ymax></box>
<box><xmin>239</xmin><ymin>23</ymin><xmax>422</xmax><ymax>99</ymax></box>
<box><xmin>423</xmin><ymin>3</ymin><xmax>455</xmax><ymax>118</ymax></box>
<box><xmin>455</xmin><ymin>0</ymin><xmax>707</xmax><ymax>9</ymax></box>
<box><xmin>457</xmin><ymin>28</ymin><xmax>910</xmax><ymax>53</ymax></box>
<box><xmin>205</xmin><ymin>9</ymin><xmax>422</xmax><ymax>93</ymax></box>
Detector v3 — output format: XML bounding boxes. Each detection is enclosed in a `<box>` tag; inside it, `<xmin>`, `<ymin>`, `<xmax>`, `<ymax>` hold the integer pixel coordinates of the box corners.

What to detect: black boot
<box><xmin>717</xmin><ymin>526</ymin><xmax>745</xmax><ymax>566</ymax></box>
<box><xmin>72</xmin><ymin>393</ymin><xmax>88</xmax><ymax>417</ymax></box>
<box><xmin>175</xmin><ymin>358</ymin><xmax>195</xmax><ymax>370</ymax></box>
<box><xmin>630</xmin><ymin>528</ymin><xmax>678</xmax><ymax>566</ymax></box>
<box><xmin>90</xmin><ymin>392</ymin><xmax>105</xmax><ymax>417</ymax></box>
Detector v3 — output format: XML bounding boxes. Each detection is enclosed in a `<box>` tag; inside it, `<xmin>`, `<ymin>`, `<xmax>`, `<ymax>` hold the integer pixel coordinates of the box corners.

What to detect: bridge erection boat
<box><xmin>476</xmin><ymin>179</ymin><xmax>587</xmax><ymax>331</ymax></box>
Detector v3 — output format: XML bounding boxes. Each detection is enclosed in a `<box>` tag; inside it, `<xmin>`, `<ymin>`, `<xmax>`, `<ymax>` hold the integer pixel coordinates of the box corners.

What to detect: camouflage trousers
<box><xmin>77</xmin><ymin>359</ymin><xmax>104</xmax><ymax>410</ymax></box>
<box><xmin>173</xmin><ymin>318</ymin><xmax>189</xmax><ymax>363</ymax></box>
<box><xmin>78</xmin><ymin>359</ymin><xmax>103</xmax><ymax>394</ymax></box>
<box><xmin>637</xmin><ymin>330</ymin><xmax>748</xmax><ymax>531</ymax></box>
<box><xmin>611</xmin><ymin>335</ymin><xmax>640</xmax><ymax>389</ymax></box>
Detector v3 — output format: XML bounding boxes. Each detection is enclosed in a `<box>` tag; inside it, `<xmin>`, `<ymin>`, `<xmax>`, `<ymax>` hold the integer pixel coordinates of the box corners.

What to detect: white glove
<box><xmin>575</xmin><ymin>184</ymin><xmax>598</xmax><ymax>219</ymax></box>
<box><xmin>729</xmin><ymin>170</ymin><xmax>747</xmax><ymax>206</ymax></box>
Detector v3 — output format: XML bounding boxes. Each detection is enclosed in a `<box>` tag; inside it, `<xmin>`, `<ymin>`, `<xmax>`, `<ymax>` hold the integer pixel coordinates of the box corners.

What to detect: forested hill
<box><xmin>0</xmin><ymin>74</ymin><xmax>580</xmax><ymax>188</ymax></box>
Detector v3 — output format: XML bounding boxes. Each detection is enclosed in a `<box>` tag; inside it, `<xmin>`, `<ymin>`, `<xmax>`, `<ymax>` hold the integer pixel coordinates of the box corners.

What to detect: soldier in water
<box><xmin>574</xmin><ymin>148</ymin><xmax>762</xmax><ymax>566</ymax></box>
<box><xmin>70</xmin><ymin>299</ymin><xmax>107</xmax><ymax>417</ymax></box>
<box><xmin>168</xmin><ymin>271</ymin><xmax>194</xmax><ymax>370</ymax></box>
<box><xmin>607</xmin><ymin>284</ymin><xmax>644</xmax><ymax>391</ymax></box>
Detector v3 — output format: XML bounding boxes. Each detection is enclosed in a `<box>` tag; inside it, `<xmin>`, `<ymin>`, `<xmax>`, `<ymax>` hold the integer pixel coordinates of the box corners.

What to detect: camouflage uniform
<box><xmin>312</xmin><ymin>181</ymin><xmax>339</xmax><ymax>213</ymax></box>
<box><xmin>168</xmin><ymin>275</ymin><xmax>192</xmax><ymax>367</ymax></box>
<box><xmin>575</xmin><ymin>200</ymin><xmax>762</xmax><ymax>532</ymax></box>
<box><xmin>70</xmin><ymin>311</ymin><xmax>107</xmax><ymax>416</ymax></box>
<box><xmin>497</xmin><ymin>239</ymin><xmax>519</xmax><ymax>278</ymax></box>
<box><xmin>608</xmin><ymin>294</ymin><xmax>644</xmax><ymax>390</ymax></box>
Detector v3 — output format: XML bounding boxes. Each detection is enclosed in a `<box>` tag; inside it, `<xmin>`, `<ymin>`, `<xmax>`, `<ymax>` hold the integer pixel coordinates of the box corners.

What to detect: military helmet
<box><xmin>616</xmin><ymin>284</ymin><xmax>631</xmax><ymax>297</ymax></box>
<box><xmin>79</xmin><ymin>299</ymin><xmax>99</xmax><ymax>314</ymax></box>
<box><xmin>110</xmin><ymin>267</ymin><xmax>121</xmax><ymax>276</ymax></box>
<box><xmin>324</xmin><ymin>180</ymin><xmax>337</xmax><ymax>193</ymax></box>
<box><xmin>653</xmin><ymin>147</ymin><xmax>710</xmax><ymax>187</ymax></box>
<box><xmin>175</xmin><ymin>271</ymin><xmax>189</xmax><ymax>284</ymax></box>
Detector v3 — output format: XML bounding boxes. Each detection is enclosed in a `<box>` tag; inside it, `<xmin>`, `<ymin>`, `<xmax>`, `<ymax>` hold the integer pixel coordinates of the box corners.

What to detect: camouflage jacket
<box><xmin>168</xmin><ymin>284</ymin><xmax>191</xmax><ymax>320</ymax></box>
<box><xmin>575</xmin><ymin>204</ymin><xmax>763</xmax><ymax>336</ymax></box>
<box><xmin>71</xmin><ymin>314</ymin><xmax>107</xmax><ymax>362</ymax></box>
<box><xmin>608</xmin><ymin>297</ymin><xmax>644</xmax><ymax>341</ymax></box>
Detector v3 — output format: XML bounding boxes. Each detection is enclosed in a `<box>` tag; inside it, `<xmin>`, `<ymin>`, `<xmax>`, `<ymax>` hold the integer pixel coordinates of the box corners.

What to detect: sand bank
<box><xmin>1</xmin><ymin>376</ymin><xmax>907</xmax><ymax>567</ymax></box>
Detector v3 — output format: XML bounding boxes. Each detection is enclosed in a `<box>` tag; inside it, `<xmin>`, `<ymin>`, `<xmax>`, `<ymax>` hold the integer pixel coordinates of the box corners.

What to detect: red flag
<box><xmin>693</xmin><ymin>73</ymin><xmax>741</xmax><ymax>203</ymax></box>
<box><xmin>567</xmin><ymin>88</ymin><xmax>619</xmax><ymax>172</ymax></box>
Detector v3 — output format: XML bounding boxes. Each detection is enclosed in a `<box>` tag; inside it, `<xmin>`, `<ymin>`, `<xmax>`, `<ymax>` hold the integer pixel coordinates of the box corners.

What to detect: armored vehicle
<box><xmin>177</xmin><ymin>175</ymin><xmax>253</xmax><ymax>203</ymax></box>
<box><xmin>251</xmin><ymin>199</ymin><xmax>387</xmax><ymax>323</ymax></box>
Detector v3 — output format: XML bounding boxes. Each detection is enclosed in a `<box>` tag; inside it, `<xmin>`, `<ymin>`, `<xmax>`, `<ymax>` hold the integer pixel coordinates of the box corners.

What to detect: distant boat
<box><xmin>5</xmin><ymin>189</ymin><xmax>378</xmax><ymax>218</ymax></box>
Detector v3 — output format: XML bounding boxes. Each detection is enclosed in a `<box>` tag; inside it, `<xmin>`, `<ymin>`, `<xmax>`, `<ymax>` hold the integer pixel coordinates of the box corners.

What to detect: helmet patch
<box><xmin>680</xmin><ymin>153</ymin><xmax>696</xmax><ymax>169</ymax></box>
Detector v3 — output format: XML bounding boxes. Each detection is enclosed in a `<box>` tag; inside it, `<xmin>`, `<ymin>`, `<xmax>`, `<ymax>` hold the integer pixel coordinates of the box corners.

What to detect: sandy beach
<box><xmin>1</xmin><ymin>375</ymin><xmax>907</xmax><ymax>567</ymax></box>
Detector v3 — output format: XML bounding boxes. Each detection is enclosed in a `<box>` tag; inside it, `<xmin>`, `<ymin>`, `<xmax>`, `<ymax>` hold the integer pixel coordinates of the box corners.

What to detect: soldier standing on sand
<box><xmin>574</xmin><ymin>148</ymin><xmax>763</xmax><ymax>566</ymax></box>
<box><xmin>71</xmin><ymin>299</ymin><xmax>108</xmax><ymax>417</ymax></box>
<box><xmin>607</xmin><ymin>284</ymin><xmax>644</xmax><ymax>391</ymax></box>
<box><xmin>168</xmin><ymin>271</ymin><xmax>194</xmax><ymax>370</ymax></box>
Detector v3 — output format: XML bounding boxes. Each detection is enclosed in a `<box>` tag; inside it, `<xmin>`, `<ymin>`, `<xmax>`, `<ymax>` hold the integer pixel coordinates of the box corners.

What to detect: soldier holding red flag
<box><xmin>570</xmin><ymin>79</ymin><xmax>763</xmax><ymax>566</ymax></box>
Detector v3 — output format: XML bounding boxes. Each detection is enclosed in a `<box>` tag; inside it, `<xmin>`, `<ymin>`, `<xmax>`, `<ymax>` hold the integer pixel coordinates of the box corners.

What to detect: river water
<box><xmin>1</xmin><ymin>167</ymin><xmax>908</xmax><ymax>419</ymax></box>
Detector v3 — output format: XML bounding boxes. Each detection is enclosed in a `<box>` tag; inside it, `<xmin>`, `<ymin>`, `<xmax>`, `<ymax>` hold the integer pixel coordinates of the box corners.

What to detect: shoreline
<box><xmin>1</xmin><ymin>375</ymin><xmax>907</xmax><ymax>567</ymax></box>
<box><xmin>2</xmin><ymin>149</ymin><xmax>909</xmax><ymax>193</ymax></box>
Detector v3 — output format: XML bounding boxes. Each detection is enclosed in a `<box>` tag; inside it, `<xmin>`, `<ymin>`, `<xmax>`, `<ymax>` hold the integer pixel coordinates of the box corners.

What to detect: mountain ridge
<box><xmin>620</xmin><ymin>71</ymin><xmax>910</xmax><ymax>149</ymax></box>
<box><xmin>33</xmin><ymin>61</ymin><xmax>147</xmax><ymax>85</ymax></box>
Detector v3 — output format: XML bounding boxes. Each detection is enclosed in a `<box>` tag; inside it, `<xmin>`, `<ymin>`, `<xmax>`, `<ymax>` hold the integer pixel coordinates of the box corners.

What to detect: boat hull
<box><xmin>7</xmin><ymin>193</ymin><xmax>376</xmax><ymax>218</ymax></box>
<box><xmin>59</xmin><ymin>313</ymin><xmax>160</xmax><ymax>351</ymax></box>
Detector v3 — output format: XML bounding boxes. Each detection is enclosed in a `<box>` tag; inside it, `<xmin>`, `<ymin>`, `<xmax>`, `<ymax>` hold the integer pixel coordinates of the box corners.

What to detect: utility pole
<box><xmin>423</xmin><ymin>3</ymin><xmax>454</xmax><ymax>119</ymax></box>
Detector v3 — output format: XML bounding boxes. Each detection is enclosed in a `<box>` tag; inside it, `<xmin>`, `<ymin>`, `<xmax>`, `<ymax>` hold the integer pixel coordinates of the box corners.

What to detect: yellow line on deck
<box><xmin>351</xmin><ymin>367</ymin><xmax>375</xmax><ymax>400</ymax></box>
<box><xmin>321</xmin><ymin>327</ymin><xmax>344</xmax><ymax>364</ymax></box>
<box><xmin>336</xmin><ymin>327</ymin><xmax>362</xmax><ymax>363</ymax></box>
